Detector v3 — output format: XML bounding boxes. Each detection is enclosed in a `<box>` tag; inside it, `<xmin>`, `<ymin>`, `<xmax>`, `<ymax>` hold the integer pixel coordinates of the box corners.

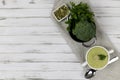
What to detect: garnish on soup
<box><xmin>98</xmin><ymin>54</ymin><xmax>107</xmax><ymax>60</ymax></box>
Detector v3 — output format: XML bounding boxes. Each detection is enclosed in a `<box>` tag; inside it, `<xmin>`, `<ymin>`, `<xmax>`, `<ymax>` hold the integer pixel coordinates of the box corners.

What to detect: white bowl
<box><xmin>52</xmin><ymin>3</ymin><xmax>70</xmax><ymax>22</ymax></box>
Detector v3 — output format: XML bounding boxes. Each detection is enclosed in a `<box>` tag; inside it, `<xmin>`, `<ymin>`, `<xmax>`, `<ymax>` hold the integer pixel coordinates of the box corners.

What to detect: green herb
<box><xmin>54</xmin><ymin>5</ymin><xmax>69</xmax><ymax>20</ymax></box>
<box><xmin>65</xmin><ymin>2</ymin><xmax>96</xmax><ymax>41</ymax></box>
<box><xmin>98</xmin><ymin>54</ymin><xmax>107</xmax><ymax>60</ymax></box>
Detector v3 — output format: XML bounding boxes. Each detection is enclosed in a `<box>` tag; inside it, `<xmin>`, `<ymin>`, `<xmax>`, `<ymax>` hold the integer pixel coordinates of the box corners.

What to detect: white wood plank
<box><xmin>0</xmin><ymin>63</ymin><xmax>82</xmax><ymax>71</ymax></box>
<box><xmin>0</xmin><ymin>0</ymin><xmax>54</xmax><ymax>8</ymax></box>
<box><xmin>0</xmin><ymin>36</ymin><xmax>66</xmax><ymax>44</ymax></box>
<box><xmin>0</xmin><ymin>9</ymin><xmax>51</xmax><ymax>18</ymax></box>
<box><xmin>0</xmin><ymin>26</ymin><xmax>60</xmax><ymax>35</ymax></box>
<box><xmin>0</xmin><ymin>45</ymin><xmax>72</xmax><ymax>53</ymax></box>
<box><xmin>0</xmin><ymin>71</ymin><xmax>86</xmax><ymax>80</ymax></box>
<box><xmin>0</xmin><ymin>4</ymin><xmax>53</xmax><ymax>9</ymax></box>
<box><xmin>0</xmin><ymin>18</ymin><xmax>55</xmax><ymax>27</ymax></box>
<box><xmin>0</xmin><ymin>54</ymin><xmax>78</xmax><ymax>63</ymax></box>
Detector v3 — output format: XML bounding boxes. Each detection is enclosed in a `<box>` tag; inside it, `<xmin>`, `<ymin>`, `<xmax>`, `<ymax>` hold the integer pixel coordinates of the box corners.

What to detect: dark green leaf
<box><xmin>98</xmin><ymin>54</ymin><xmax>107</xmax><ymax>60</ymax></box>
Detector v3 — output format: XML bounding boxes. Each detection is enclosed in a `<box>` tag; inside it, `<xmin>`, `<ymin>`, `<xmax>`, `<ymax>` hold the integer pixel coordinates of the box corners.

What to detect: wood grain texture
<box><xmin>0</xmin><ymin>0</ymin><xmax>119</xmax><ymax>80</ymax></box>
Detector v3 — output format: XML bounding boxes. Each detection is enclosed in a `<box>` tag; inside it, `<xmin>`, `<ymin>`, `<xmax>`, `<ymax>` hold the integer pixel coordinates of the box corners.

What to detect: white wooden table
<box><xmin>0</xmin><ymin>0</ymin><xmax>120</xmax><ymax>80</ymax></box>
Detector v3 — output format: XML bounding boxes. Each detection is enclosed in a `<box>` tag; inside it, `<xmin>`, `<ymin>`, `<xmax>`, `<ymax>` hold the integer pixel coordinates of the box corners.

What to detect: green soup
<box><xmin>87</xmin><ymin>46</ymin><xmax>109</xmax><ymax>69</ymax></box>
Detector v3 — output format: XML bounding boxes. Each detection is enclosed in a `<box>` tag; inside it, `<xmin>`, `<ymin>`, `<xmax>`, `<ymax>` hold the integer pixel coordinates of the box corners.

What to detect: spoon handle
<box><xmin>108</xmin><ymin>56</ymin><xmax>119</xmax><ymax>65</ymax></box>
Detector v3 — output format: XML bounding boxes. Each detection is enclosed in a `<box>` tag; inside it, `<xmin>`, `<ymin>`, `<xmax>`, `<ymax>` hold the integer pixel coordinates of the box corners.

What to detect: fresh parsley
<box><xmin>65</xmin><ymin>2</ymin><xmax>96</xmax><ymax>42</ymax></box>
<box><xmin>98</xmin><ymin>54</ymin><xmax>107</xmax><ymax>60</ymax></box>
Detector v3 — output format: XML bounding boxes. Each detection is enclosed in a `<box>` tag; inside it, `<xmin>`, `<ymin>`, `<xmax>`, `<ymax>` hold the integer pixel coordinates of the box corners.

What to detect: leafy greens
<box><xmin>66</xmin><ymin>2</ymin><xmax>96</xmax><ymax>42</ymax></box>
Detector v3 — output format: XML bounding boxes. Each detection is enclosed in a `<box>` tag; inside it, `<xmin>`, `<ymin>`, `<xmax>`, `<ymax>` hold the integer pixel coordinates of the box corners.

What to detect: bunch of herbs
<box><xmin>66</xmin><ymin>2</ymin><xmax>96</xmax><ymax>42</ymax></box>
